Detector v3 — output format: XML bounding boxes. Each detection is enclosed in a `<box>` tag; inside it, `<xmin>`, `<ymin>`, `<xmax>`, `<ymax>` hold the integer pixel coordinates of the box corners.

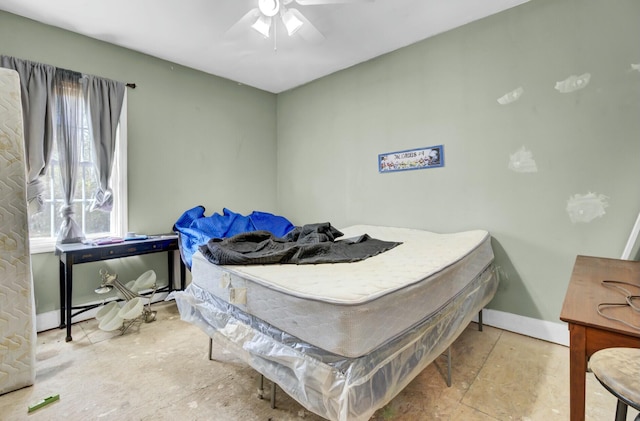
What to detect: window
<box><xmin>29</xmin><ymin>93</ymin><xmax>128</xmax><ymax>253</ymax></box>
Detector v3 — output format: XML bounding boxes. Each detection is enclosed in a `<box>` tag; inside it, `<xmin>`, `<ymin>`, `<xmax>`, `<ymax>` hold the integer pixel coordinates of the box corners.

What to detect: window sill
<box><xmin>30</xmin><ymin>239</ymin><xmax>57</xmax><ymax>254</ymax></box>
<box><xmin>29</xmin><ymin>234</ymin><xmax>122</xmax><ymax>254</ymax></box>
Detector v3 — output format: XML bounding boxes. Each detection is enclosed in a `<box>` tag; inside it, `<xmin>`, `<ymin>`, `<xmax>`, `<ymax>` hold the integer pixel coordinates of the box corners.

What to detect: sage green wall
<box><xmin>0</xmin><ymin>11</ymin><xmax>278</xmax><ymax>314</ymax></box>
<box><xmin>276</xmin><ymin>0</ymin><xmax>640</xmax><ymax>322</ymax></box>
<box><xmin>2</xmin><ymin>0</ymin><xmax>639</xmax><ymax>325</ymax></box>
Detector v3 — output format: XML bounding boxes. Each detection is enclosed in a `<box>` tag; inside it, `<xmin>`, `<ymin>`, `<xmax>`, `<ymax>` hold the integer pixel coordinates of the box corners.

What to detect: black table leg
<box><xmin>65</xmin><ymin>257</ymin><xmax>73</xmax><ymax>342</ymax></box>
<box><xmin>59</xmin><ymin>260</ymin><xmax>66</xmax><ymax>329</ymax></box>
<box><xmin>179</xmin><ymin>259</ymin><xmax>186</xmax><ymax>290</ymax></box>
<box><xmin>168</xmin><ymin>250</ymin><xmax>175</xmax><ymax>292</ymax></box>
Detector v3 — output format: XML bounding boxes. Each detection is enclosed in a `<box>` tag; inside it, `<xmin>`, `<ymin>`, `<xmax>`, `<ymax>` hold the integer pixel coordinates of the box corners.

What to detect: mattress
<box><xmin>175</xmin><ymin>260</ymin><xmax>498</xmax><ymax>421</ymax></box>
<box><xmin>0</xmin><ymin>68</ymin><xmax>37</xmax><ymax>395</ymax></box>
<box><xmin>190</xmin><ymin>225</ymin><xmax>493</xmax><ymax>357</ymax></box>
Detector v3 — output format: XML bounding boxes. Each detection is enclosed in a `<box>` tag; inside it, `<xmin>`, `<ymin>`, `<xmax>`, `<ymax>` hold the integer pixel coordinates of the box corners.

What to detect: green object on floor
<box><xmin>28</xmin><ymin>394</ymin><xmax>59</xmax><ymax>413</ymax></box>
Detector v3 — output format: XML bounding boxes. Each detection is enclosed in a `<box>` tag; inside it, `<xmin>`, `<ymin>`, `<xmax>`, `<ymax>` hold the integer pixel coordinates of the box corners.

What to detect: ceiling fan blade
<box><xmin>295</xmin><ymin>0</ymin><xmax>372</xmax><ymax>5</ymax></box>
<box><xmin>288</xmin><ymin>8</ymin><xmax>325</xmax><ymax>44</ymax></box>
<box><xmin>224</xmin><ymin>8</ymin><xmax>261</xmax><ymax>39</ymax></box>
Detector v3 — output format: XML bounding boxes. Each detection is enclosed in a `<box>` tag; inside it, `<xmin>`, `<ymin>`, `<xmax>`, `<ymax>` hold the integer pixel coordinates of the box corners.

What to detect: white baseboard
<box><xmin>36</xmin><ymin>292</ymin><xmax>169</xmax><ymax>333</ymax></box>
<box><xmin>473</xmin><ymin>308</ymin><xmax>569</xmax><ymax>347</ymax></box>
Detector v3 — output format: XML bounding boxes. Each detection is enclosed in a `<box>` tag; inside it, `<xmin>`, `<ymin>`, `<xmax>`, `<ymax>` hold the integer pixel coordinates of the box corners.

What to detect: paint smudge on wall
<box><xmin>555</xmin><ymin>73</ymin><xmax>591</xmax><ymax>93</ymax></box>
<box><xmin>508</xmin><ymin>146</ymin><xmax>538</xmax><ymax>173</ymax></box>
<box><xmin>631</xmin><ymin>63</ymin><xmax>640</xmax><ymax>72</ymax></box>
<box><xmin>497</xmin><ymin>86</ymin><xmax>524</xmax><ymax>105</ymax></box>
<box><xmin>566</xmin><ymin>192</ymin><xmax>609</xmax><ymax>223</ymax></box>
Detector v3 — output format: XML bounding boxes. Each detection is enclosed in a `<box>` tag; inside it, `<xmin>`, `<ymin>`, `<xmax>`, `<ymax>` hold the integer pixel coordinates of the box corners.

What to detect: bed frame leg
<box><xmin>478</xmin><ymin>309</ymin><xmax>483</xmax><ymax>332</ymax></box>
<box><xmin>209</xmin><ymin>334</ymin><xmax>277</xmax><ymax>410</ymax></box>
<box><xmin>270</xmin><ymin>379</ymin><xmax>276</xmax><ymax>409</ymax></box>
<box><xmin>257</xmin><ymin>374</ymin><xmax>276</xmax><ymax>408</ymax></box>
<box><xmin>446</xmin><ymin>346</ymin><xmax>452</xmax><ymax>387</ymax></box>
<box><xmin>258</xmin><ymin>374</ymin><xmax>265</xmax><ymax>400</ymax></box>
<box><xmin>209</xmin><ymin>339</ymin><xmax>273</xmax><ymax>406</ymax></box>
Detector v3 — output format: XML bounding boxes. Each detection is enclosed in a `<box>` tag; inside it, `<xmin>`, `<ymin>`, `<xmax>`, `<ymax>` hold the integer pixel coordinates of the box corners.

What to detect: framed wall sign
<box><xmin>378</xmin><ymin>145</ymin><xmax>444</xmax><ymax>173</ymax></box>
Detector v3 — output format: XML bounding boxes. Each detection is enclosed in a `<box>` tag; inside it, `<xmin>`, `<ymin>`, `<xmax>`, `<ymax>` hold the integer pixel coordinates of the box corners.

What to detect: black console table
<box><xmin>55</xmin><ymin>235</ymin><xmax>186</xmax><ymax>342</ymax></box>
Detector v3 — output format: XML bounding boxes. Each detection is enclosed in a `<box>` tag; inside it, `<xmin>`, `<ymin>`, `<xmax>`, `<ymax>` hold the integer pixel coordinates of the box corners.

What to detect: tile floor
<box><xmin>0</xmin><ymin>301</ymin><xmax>636</xmax><ymax>421</ymax></box>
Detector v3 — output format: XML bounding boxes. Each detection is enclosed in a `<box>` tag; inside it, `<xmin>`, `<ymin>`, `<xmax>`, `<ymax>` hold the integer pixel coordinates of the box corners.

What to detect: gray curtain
<box><xmin>84</xmin><ymin>76</ymin><xmax>125</xmax><ymax>212</ymax></box>
<box><xmin>54</xmin><ymin>69</ymin><xmax>85</xmax><ymax>244</ymax></box>
<box><xmin>1</xmin><ymin>55</ymin><xmax>127</xmax><ymax>243</ymax></box>
<box><xmin>0</xmin><ymin>56</ymin><xmax>55</xmax><ymax>212</ymax></box>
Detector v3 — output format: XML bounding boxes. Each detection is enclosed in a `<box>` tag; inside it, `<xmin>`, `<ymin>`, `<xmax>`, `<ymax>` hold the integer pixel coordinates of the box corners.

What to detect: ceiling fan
<box><xmin>226</xmin><ymin>0</ymin><xmax>371</xmax><ymax>44</ymax></box>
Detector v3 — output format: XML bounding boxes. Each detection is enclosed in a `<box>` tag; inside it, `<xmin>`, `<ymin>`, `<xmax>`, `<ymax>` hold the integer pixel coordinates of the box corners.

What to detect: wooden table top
<box><xmin>560</xmin><ymin>255</ymin><xmax>640</xmax><ymax>338</ymax></box>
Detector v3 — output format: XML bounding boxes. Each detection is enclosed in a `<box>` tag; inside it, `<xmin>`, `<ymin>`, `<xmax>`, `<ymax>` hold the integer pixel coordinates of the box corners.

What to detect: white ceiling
<box><xmin>0</xmin><ymin>0</ymin><xmax>529</xmax><ymax>93</ymax></box>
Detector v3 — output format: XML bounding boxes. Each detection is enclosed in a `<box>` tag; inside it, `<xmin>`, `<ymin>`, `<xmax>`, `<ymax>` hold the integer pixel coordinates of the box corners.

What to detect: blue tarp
<box><xmin>173</xmin><ymin>206</ymin><xmax>295</xmax><ymax>268</ymax></box>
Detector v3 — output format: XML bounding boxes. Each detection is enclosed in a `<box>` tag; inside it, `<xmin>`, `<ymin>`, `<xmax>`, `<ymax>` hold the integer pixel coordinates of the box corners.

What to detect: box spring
<box><xmin>175</xmin><ymin>262</ymin><xmax>497</xmax><ymax>421</ymax></box>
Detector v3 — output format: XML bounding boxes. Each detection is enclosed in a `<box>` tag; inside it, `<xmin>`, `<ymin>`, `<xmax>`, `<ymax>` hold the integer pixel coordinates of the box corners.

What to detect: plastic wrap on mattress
<box><xmin>173</xmin><ymin>264</ymin><xmax>497</xmax><ymax>421</ymax></box>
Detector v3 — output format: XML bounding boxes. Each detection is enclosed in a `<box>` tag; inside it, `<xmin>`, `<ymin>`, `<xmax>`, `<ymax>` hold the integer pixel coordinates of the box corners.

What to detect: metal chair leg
<box><xmin>615</xmin><ymin>399</ymin><xmax>628</xmax><ymax>421</ymax></box>
<box><xmin>478</xmin><ymin>309</ymin><xmax>483</xmax><ymax>332</ymax></box>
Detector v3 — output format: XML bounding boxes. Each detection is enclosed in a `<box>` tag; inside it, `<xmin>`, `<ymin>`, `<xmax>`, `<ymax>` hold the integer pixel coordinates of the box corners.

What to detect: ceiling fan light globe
<box><xmin>282</xmin><ymin>9</ymin><xmax>304</xmax><ymax>36</ymax></box>
<box><xmin>251</xmin><ymin>15</ymin><xmax>272</xmax><ymax>38</ymax></box>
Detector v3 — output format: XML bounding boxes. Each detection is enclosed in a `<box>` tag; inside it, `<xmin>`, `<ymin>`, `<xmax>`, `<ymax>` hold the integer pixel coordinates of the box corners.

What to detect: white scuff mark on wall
<box><xmin>508</xmin><ymin>146</ymin><xmax>538</xmax><ymax>173</ymax></box>
<box><xmin>555</xmin><ymin>73</ymin><xmax>591</xmax><ymax>93</ymax></box>
<box><xmin>497</xmin><ymin>86</ymin><xmax>524</xmax><ymax>105</ymax></box>
<box><xmin>566</xmin><ymin>192</ymin><xmax>609</xmax><ymax>223</ymax></box>
<box><xmin>631</xmin><ymin>63</ymin><xmax>640</xmax><ymax>72</ymax></box>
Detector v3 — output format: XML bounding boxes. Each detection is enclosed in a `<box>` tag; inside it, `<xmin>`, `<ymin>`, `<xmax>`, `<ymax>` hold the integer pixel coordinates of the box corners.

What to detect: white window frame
<box><xmin>29</xmin><ymin>92</ymin><xmax>128</xmax><ymax>254</ymax></box>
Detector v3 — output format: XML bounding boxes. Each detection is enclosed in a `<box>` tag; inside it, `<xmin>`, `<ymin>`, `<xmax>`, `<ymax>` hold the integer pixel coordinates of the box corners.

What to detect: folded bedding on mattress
<box><xmin>199</xmin><ymin>222</ymin><xmax>401</xmax><ymax>265</ymax></box>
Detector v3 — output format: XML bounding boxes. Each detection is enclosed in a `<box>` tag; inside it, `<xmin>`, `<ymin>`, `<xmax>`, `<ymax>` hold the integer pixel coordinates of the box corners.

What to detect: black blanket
<box><xmin>199</xmin><ymin>223</ymin><xmax>401</xmax><ymax>265</ymax></box>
